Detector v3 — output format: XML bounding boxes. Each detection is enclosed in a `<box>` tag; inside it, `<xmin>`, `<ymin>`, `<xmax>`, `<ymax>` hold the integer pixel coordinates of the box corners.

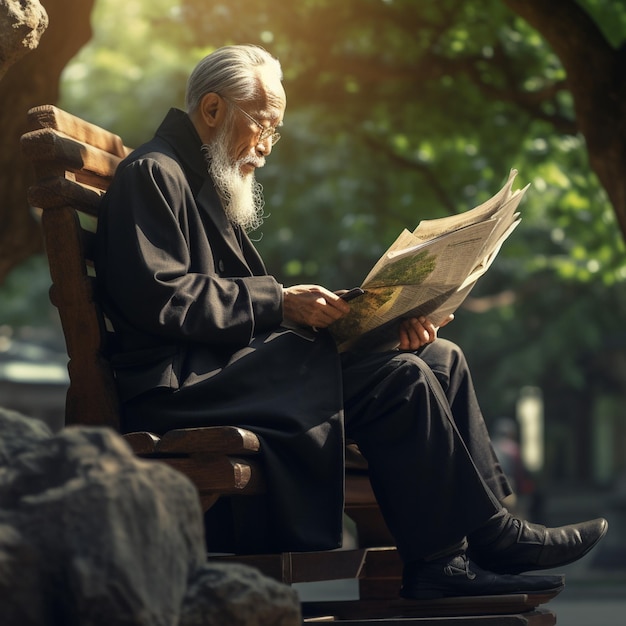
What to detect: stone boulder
<box><xmin>0</xmin><ymin>407</ymin><xmax>301</xmax><ymax>626</ymax></box>
<box><xmin>181</xmin><ymin>562</ymin><xmax>304</xmax><ymax>626</ymax></box>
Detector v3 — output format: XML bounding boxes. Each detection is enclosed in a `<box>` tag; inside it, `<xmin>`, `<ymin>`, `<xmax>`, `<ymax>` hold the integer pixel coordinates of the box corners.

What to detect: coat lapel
<box><xmin>156</xmin><ymin>108</ymin><xmax>267</xmax><ymax>278</ymax></box>
<box><xmin>197</xmin><ymin>180</ymin><xmax>253</xmax><ymax>274</ymax></box>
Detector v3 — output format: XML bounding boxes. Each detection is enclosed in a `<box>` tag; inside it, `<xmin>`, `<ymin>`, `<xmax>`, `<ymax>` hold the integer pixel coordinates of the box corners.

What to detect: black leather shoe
<box><xmin>400</xmin><ymin>553</ymin><xmax>565</xmax><ymax>600</ymax></box>
<box><xmin>469</xmin><ymin>517</ymin><xmax>608</xmax><ymax>574</ymax></box>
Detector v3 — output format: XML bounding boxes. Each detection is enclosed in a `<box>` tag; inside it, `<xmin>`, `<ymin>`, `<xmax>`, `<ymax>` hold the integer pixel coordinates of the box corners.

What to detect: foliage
<box><xmin>60</xmin><ymin>0</ymin><xmax>197</xmax><ymax>146</ymax></box>
<box><xmin>30</xmin><ymin>0</ymin><xmax>626</xmax><ymax>436</ymax></box>
<box><xmin>0</xmin><ymin>256</ymin><xmax>52</xmax><ymax>325</ymax></box>
<box><xmin>166</xmin><ymin>0</ymin><xmax>626</xmax><ymax>420</ymax></box>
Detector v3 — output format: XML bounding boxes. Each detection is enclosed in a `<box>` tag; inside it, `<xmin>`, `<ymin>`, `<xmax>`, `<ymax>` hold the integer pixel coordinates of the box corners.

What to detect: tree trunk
<box><xmin>504</xmin><ymin>0</ymin><xmax>626</xmax><ymax>241</ymax></box>
<box><xmin>0</xmin><ymin>0</ymin><xmax>95</xmax><ymax>283</ymax></box>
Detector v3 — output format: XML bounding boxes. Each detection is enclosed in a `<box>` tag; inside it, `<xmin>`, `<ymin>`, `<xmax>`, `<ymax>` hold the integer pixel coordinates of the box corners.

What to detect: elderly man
<box><xmin>95</xmin><ymin>44</ymin><xmax>607</xmax><ymax>600</ymax></box>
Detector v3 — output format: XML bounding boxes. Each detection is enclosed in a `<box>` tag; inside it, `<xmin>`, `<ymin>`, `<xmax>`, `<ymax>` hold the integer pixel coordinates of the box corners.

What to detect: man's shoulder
<box><xmin>122</xmin><ymin>136</ymin><xmax>180</xmax><ymax>169</ymax></box>
<box><xmin>111</xmin><ymin>139</ymin><xmax>190</xmax><ymax>193</ymax></box>
<box><xmin>115</xmin><ymin>108</ymin><xmax>205</xmax><ymax>184</ymax></box>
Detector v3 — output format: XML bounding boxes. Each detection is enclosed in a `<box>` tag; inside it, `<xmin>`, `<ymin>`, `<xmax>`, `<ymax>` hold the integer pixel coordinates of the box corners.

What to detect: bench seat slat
<box><xmin>124</xmin><ymin>426</ymin><xmax>262</xmax><ymax>456</ymax></box>
<box><xmin>123</xmin><ymin>431</ymin><xmax>160</xmax><ymax>454</ymax></box>
<box><xmin>157</xmin><ymin>426</ymin><xmax>261</xmax><ymax>455</ymax></box>
<box><xmin>165</xmin><ymin>455</ymin><xmax>265</xmax><ymax>494</ymax></box>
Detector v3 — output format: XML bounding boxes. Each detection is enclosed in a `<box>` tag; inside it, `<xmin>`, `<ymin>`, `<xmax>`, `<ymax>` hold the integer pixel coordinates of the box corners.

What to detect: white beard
<box><xmin>202</xmin><ymin>122</ymin><xmax>266</xmax><ymax>232</ymax></box>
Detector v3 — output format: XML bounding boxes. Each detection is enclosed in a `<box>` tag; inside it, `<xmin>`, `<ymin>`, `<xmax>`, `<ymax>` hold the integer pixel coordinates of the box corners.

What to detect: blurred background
<box><xmin>1</xmin><ymin>0</ymin><xmax>625</xmax><ymax>613</ymax></box>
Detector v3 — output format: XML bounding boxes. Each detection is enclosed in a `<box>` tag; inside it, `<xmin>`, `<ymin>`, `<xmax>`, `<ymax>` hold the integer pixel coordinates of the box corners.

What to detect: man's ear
<box><xmin>199</xmin><ymin>92</ymin><xmax>222</xmax><ymax>128</ymax></box>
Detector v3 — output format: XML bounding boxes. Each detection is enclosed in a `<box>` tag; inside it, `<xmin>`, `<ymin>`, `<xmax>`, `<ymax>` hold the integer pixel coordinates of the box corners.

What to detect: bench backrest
<box><xmin>21</xmin><ymin>105</ymin><xmax>133</xmax><ymax>431</ymax></box>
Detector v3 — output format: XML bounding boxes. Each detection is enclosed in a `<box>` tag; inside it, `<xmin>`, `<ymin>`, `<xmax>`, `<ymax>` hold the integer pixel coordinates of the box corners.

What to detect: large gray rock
<box><xmin>0</xmin><ymin>406</ymin><xmax>52</xmax><ymax>463</ymax></box>
<box><xmin>181</xmin><ymin>562</ymin><xmax>302</xmax><ymax>626</ymax></box>
<box><xmin>0</xmin><ymin>408</ymin><xmax>301</xmax><ymax>625</ymax></box>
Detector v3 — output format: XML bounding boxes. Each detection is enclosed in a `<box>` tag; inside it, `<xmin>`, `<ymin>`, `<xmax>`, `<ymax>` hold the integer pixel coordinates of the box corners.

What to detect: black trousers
<box><xmin>341</xmin><ymin>339</ymin><xmax>510</xmax><ymax>562</ymax></box>
<box><xmin>123</xmin><ymin>333</ymin><xmax>510</xmax><ymax>559</ymax></box>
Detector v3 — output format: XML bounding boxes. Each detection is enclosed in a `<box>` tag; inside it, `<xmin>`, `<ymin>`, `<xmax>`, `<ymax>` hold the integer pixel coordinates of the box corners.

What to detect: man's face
<box><xmin>203</xmin><ymin>72</ymin><xmax>285</xmax><ymax>231</ymax></box>
<box><xmin>224</xmin><ymin>76</ymin><xmax>286</xmax><ymax>176</ymax></box>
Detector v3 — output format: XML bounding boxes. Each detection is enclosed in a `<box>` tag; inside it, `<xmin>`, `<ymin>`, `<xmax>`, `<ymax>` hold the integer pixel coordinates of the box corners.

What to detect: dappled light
<box><xmin>1</xmin><ymin>0</ymin><xmax>626</xmax><ymax>490</ymax></box>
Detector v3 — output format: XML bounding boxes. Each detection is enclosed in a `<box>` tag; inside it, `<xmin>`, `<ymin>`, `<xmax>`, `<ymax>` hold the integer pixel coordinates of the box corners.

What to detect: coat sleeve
<box><xmin>96</xmin><ymin>155</ymin><xmax>284</xmax><ymax>348</ymax></box>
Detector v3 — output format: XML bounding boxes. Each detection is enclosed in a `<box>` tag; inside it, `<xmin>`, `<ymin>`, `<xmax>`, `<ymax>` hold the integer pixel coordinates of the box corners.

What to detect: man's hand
<box><xmin>283</xmin><ymin>285</ymin><xmax>351</xmax><ymax>329</ymax></box>
<box><xmin>398</xmin><ymin>314</ymin><xmax>454</xmax><ymax>351</ymax></box>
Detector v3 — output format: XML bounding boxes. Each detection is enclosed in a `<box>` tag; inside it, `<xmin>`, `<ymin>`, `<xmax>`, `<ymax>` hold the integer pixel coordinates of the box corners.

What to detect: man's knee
<box><xmin>385</xmin><ymin>352</ymin><xmax>438</xmax><ymax>393</ymax></box>
<box><xmin>420</xmin><ymin>338</ymin><xmax>468</xmax><ymax>373</ymax></box>
<box><xmin>388</xmin><ymin>343</ymin><xmax>467</xmax><ymax>381</ymax></box>
<box><xmin>421</xmin><ymin>337</ymin><xmax>464</xmax><ymax>361</ymax></box>
<box><xmin>407</xmin><ymin>339</ymin><xmax>472</xmax><ymax>397</ymax></box>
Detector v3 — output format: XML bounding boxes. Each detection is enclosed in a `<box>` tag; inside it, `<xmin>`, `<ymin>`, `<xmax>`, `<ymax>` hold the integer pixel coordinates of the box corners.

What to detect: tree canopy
<box><xmin>157</xmin><ymin>0</ymin><xmax>626</xmax><ymax>438</ymax></box>
<box><xmin>3</xmin><ymin>0</ymin><xmax>626</xmax><ymax>481</ymax></box>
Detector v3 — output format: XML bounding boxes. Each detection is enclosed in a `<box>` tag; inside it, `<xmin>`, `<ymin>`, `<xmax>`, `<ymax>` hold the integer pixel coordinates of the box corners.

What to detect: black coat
<box><xmin>95</xmin><ymin>108</ymin><xmax>345</xmax><ymax>552</ymax></box>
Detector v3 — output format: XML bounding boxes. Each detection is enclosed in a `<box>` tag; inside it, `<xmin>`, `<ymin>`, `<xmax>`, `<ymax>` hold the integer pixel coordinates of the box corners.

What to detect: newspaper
<box><xmin>329</xmin><ymin>169</ymin><xmax>528</xmax><ymax>352</ymax></box>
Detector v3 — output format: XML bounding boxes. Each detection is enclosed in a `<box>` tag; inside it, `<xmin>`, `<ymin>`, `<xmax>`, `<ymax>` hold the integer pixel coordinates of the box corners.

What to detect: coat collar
<box><xmin>155</xmin><ymin>108</ymin><xmax>208</xmax><ymax>180</ymax></box>
<box><xmin>154</xmin><ymin>108</ymin><xmax>256</xmax><ymax>275</ymax></box>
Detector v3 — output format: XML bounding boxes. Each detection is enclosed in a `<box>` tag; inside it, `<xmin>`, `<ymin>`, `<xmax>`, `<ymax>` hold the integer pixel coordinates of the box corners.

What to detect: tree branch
<box><xmin>503</xmin><ymin>0</ymin><xmax>626</xmax><ymax>240</ymax></box>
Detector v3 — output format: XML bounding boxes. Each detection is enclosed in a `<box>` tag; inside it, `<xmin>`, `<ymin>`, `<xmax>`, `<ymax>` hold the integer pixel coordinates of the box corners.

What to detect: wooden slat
<box><xmin>214</xmin><ymin>548</ymin><xmax>368</xmax><ymax>585</ymax></box>
<box><xmin>123</xmin><ymin>431</ymin><xmax>160</xmax><ymax>454</ymax></box>
<box><xmin>164</xmin><ymin>455</ymin><xmax>265</xmax><ymax>495</ymax></box>
<box><xmin>156</xmin><ymin>426</ymin><xmax>261</xmax><ymax>455</ymax></box>
<box><xmin>303</xmin><ymin>552</ymin><xmax>562</xmax><ymax>621</ymax></box>
<box><xmin>301</xmin><ymin>608</ymin><xmax>556</xmax><ymax>625</ymax></box>
<box><xmin>21</xmin><ymin>127</ymin><xmax>123</xmax><ymax>180</ymax></box>
<box><xmin>27</xmin><ymin>175</ymin><xmax>105</xmax><ymax>215</ymax></box>
<box><xmin>27</xmin><ymin>104</ymin><xmax>131</xmax><ymax>158</ymax></box>
<box><xmin>301</xmin><ymin>597</ymin><xmax>560</xmax><ymax>622</ymax></box>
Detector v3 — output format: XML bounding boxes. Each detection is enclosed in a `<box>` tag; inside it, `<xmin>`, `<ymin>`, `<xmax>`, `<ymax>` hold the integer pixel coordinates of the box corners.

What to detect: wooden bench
<box><xmin>20</xmin><ymin>104</ymin><xmax>560</xmax><ymax>625</ymax></box>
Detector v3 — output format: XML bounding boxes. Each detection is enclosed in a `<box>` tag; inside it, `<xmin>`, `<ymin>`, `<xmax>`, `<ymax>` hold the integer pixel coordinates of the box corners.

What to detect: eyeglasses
<box><xmin>223</xmin><ymin>97</ymin><xmax>281</xmax><ymax>146</ymax></box>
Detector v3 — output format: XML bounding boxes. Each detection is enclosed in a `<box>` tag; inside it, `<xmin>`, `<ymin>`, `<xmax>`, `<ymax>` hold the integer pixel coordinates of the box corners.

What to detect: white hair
<box><xmin>185</xmin><ymin>44</ymin><xmax>283</xmax><ymax>113</ymax></box>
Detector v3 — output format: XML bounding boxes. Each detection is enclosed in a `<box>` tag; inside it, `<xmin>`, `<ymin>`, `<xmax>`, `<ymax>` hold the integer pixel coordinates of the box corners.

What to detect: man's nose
<box><xmin>256</xmin><ymin>136</ymin><xmax>273</xmax><ymax>156</ymax></box>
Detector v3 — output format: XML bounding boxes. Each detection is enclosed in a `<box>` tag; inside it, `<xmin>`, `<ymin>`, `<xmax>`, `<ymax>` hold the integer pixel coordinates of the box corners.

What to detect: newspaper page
<box><xmin>329</xmin><ymin>169</ymin><xmax>528</xmax><ymax>352</ymax></box>
<box><xmin>410</xmin><ymin>168</ymin><xmax>523</xmax><ymax>242</ymax></box>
